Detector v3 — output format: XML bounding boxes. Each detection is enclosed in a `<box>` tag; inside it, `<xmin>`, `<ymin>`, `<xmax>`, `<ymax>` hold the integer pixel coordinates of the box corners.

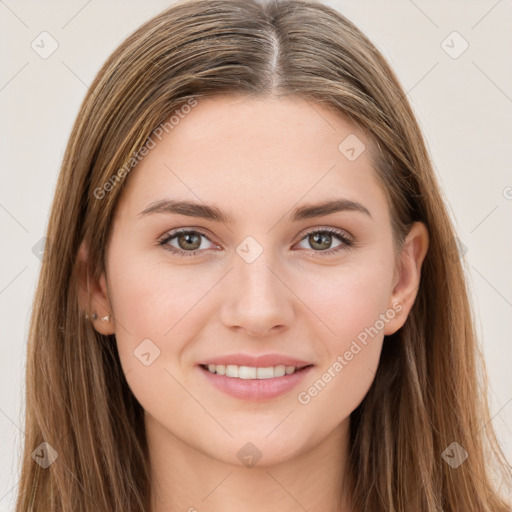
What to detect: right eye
<box><xmin>158</xmin><ymin>229</ymin><xmax>218</xmax><ymax>257</ymax></box>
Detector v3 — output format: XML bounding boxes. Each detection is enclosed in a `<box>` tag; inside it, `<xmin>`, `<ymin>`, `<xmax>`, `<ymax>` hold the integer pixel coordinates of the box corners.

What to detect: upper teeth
<box><xmin>207</xmin><ymin>364</ymin><xmax>297</xmax><ymax>379</ymax></box>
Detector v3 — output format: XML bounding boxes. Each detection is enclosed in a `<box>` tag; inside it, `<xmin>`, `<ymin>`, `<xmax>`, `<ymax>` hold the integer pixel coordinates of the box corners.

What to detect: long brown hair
<box><xmin>15</xmin><ymin>0</ymin><xmax>512</xmax><ymax>510</ymax></box>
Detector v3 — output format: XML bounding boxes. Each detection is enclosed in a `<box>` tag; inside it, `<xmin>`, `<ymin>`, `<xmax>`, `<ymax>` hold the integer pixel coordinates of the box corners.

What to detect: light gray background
<box><xmin>1</xmin><ymin>1</ymin><xmax>511</xmax><ymax>509</ymax></box>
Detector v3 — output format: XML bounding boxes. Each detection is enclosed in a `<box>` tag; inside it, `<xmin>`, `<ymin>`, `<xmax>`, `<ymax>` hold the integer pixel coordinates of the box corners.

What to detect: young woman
<box><xmin>15</xmin><ymin>0</ymin><xmax>511</xmax><ymax>510</ymax></box>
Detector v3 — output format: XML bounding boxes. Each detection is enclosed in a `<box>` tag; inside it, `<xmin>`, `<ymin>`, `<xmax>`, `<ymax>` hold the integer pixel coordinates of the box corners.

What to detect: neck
<box><xmin>147</xmin><ymin>414</ymin><xmax>354</xmax><ymax>512</ymax></box>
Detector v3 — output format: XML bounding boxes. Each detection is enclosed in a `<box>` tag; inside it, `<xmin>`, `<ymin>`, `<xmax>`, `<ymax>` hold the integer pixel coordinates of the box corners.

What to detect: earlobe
<box><xmin>383</xmin><ymin>222</ymin><xmax>429</xmax><ymax>335</ymax></box>
<box><xmin>75</xmin><ymin>240</ymin><xmax>115</xmax><ymax>335</ymax></box>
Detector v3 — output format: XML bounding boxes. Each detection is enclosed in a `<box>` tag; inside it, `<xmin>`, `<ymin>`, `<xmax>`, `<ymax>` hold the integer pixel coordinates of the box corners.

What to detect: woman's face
<box><xmin>92</xmin><ymin>95</ymin><xmax>425</xmax><ymax>466</ymax></box>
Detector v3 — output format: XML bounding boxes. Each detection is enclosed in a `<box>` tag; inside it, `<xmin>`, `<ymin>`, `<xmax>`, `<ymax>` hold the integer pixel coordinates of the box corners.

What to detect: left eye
<box><xmin>295</xmin><ymin>228</ymin><xmax>353</xmax><ymax>254</ymax></box>
<box><xmin>158</xmin><ymin>227</ymin><xmax>353</xmax><ymax>257</ymax></box>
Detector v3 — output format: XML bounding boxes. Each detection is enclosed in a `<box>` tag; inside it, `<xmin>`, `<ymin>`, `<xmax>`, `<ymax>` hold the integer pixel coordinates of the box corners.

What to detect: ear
<box><xmin>76</xmin><ymin>240</ymin><xmax>115</xmax><ymax>335</ymax></box>
<box><xmin>383</xmin><ymin>222</ymin><xmax>429</xmax><ymax>336</ymax></box>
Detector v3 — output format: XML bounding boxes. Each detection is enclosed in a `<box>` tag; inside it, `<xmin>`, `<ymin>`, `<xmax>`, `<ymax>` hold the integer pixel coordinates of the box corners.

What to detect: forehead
<box><xmin>116</xmin><ymin>95</ymin><xmax>387</xmax><ymax>220</ymax></box>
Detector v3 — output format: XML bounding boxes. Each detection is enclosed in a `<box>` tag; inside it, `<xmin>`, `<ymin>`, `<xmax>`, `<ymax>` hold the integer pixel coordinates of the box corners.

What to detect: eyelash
<box><xmin>158</xmin><ymin>227</ymin><xmax>354</xmax><ymax>258</ymax></box>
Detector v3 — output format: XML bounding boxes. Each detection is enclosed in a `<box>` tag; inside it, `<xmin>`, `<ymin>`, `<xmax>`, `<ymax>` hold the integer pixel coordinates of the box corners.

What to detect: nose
<box><xmin>219</xmin><ymin>253</ymin><xmax>295</xmax><ymax>338</ymax></box>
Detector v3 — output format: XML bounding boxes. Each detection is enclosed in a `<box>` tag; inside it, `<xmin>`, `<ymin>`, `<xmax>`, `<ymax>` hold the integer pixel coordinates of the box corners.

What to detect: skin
<box><xmin>77</xmin><ymin>95</ymin><xmax>429</xmax><ymax>512</ymax></box>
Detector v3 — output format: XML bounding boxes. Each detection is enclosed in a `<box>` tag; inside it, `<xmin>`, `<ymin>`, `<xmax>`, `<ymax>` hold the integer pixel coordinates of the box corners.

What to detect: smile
<box><xmin>202</xmin><ymin>363</ymin><xmax>303</xmax><ymax>379</ymax></box>
<box><xmin>198</xmin><ymin>359</ymin><xmax>314</xmax><ymax>401</ymax></box>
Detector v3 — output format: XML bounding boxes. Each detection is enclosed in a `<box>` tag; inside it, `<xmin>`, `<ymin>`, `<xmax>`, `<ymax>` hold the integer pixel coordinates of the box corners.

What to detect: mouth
<box><xmin>197</xmin><ymin>357</ymin><xmax>314</xmax><ymax>401</ymax></box>
<box><xmin>199</xmin><ymin>363</ymin><xmax>313</xmax><ymax>379</ymax></box>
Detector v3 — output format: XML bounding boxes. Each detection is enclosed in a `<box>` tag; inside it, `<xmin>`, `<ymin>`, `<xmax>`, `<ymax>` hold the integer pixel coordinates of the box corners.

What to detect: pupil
<box><xmin>180</xmin><ymin>232</ymin><xmax>200</xmax><ymax>250</ymax></box>
<box><xmin>311</xmin><ymin>233</ymin><xmax>331</xmax><ymax>250</ymax></box>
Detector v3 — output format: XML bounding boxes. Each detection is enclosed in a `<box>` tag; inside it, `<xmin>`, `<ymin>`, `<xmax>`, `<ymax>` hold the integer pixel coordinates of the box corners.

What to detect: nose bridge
<box><xmin>234</xmin><ymin>246</ymin><xmax>282</xmax><ymax>309</ymax></box>
<box><xmin>220</xmin><ymin>237</ymin><xmax>294</xmax><ymax>335</ymax></box>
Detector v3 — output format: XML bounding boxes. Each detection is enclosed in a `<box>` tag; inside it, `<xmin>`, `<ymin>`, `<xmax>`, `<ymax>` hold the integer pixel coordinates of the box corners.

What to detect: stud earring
<box><xmin>101</xmin><ymin>314</ymin><xmax>111</xmax><ymax>322</ymax></box>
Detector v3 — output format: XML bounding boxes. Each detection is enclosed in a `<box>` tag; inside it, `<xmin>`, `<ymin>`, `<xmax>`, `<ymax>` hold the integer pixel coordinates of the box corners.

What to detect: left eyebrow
<box><xmin>137</xmin><ymin>197</ymin><xmax>372</xmax><ymax>223</ymax></box>
<box><xmin>288</xmin><ymin>198</ymin><xmax>372</xmax><ymax>221</ymax></box>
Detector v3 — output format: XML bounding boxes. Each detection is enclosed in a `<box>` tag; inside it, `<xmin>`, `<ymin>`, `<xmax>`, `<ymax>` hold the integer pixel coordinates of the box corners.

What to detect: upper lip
<box><xmin>200</xmin><ymin>353</ymin><xmax>313</xmax><ymax>369</ymax></box>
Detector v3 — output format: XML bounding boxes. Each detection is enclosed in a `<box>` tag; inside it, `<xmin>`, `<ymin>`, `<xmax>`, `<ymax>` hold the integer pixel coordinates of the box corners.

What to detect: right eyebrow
<box><xmin>138</xmin><ymin>199</ymin><xmax>234</xmax><ymax>224</ymax></box>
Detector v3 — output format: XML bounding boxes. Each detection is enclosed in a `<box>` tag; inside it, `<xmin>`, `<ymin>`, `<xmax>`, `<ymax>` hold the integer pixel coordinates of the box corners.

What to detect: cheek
<box><xmin>104</xmin><ymin>249</ymin><xmax>158</xmax><ymax>368</ymax></box>
<box><xmin>106</xmin><ymin>256</ymin><xmax>205</xmax><ymax>432</ymax></box>
<box><xmin>305</xmin><ymin>256</ymin><xmax>395</xmax><ymax>347</ymax></box>
<box><xmin>106</xmin><ymin>250</ymin><xmax>223</xmax><ymax>390</ymax></box>
<box><xmin>294</xmin><ymin>256</ymin><xmax>394</xmax><ymax>415</ymax></box>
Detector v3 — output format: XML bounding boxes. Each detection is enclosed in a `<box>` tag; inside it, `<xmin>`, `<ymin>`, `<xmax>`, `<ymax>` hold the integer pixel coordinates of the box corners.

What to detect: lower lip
<box><xmin>199</xmin><ymin>365</ymin><xmax>313</xmax><ymax>401</ymax></box>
